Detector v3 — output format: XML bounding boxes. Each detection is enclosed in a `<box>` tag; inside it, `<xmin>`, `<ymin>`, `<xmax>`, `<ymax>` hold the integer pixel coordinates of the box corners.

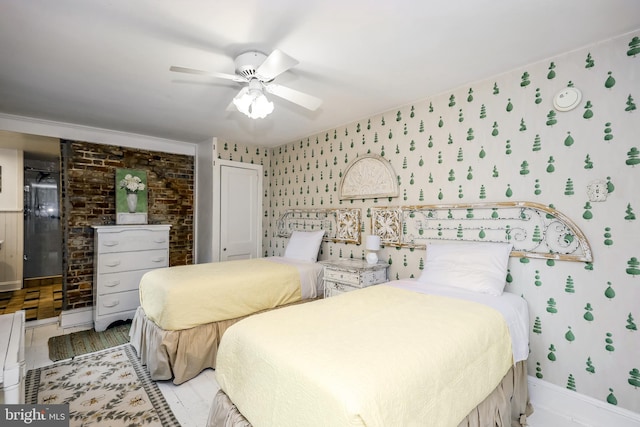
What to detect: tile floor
<box><xmin>23</xmin><ymin>319</ymin><xmax>583</xmax><ymax>427</ymax></box>
<box><xmin>0</xmin><ymin>276</ymin><xmax>63</xmax><ymax>321</ymax></box>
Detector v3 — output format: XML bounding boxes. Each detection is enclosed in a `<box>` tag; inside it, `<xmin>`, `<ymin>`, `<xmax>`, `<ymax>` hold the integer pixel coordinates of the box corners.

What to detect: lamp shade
<box><xmin>366</xmin><ymin>235</ymin><xmax>381</xmax><ymax>251</ymax></box>
<box><xmin>232</xmin><ymin>80</ymin><xmax>274</xmax><ymax>119</ymax></box>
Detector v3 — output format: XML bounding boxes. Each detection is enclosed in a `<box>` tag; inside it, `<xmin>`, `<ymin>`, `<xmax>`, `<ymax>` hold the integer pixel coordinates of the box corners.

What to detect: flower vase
<box><xmin>126</xmin><ymin>193</ymin><xmax>138</xmax><ymax>213</ymax></box>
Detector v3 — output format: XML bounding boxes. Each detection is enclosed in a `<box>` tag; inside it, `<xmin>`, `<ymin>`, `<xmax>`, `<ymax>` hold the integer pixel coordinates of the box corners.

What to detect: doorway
<box><xmin>21</xmin><ymin>152</ymin><xmax>63</xmax><ymax>320</ymax></box>
<box><xmin>23</xmin><ymin>153</ymin><xmax>62</xmax><ymax>280</ymax></box>
<box><xmin>0</xmin><ymin>151</ymin><xmax>63</xmax><ymax>321</ymax></box>
<box><xmin>0</xmin><ymin>132</ymin><xmax>62</xmax><ymax>321</ymax></box>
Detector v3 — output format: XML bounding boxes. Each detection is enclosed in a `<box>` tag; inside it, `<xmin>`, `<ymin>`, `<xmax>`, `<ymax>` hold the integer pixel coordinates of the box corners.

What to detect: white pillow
<box><xmin>283</xmin><ymin>230</ymin><xmax>325</xmax><ymax>262</ymax></box>
<box><xmin>417</xmin><ymin>242</ymin><xmax>513</xmax><ymax>295</ymax></box>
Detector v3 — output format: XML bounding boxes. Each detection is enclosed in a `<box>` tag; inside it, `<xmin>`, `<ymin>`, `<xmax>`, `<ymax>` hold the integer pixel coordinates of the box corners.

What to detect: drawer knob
<box><xmin>103</xmin><ymin>300</ymin><xmax>119</xmax><ymax>308</ymax></box>
<box><xmin>105</xmin><ymin>260</ymin><xmax>121</xmax><ymax>267</ymax></box>
<box><xmin>151</xmin><ymin>257</ymin><xmax>165</xmax><ymax>263</ymax></box>
<box><xmin>103</xmin><ymin>241</ymin><xmax>119</xmax><ymax>247</ymax></box>
<box><xmin>154</xmin><ymin>238</ymin><xmax>167</xmax><ymax>243</ymax></box>
<box><xmin>104</xmin><ymin>280</ymin><xmax>120</xmax><ymax>287</ymax></box>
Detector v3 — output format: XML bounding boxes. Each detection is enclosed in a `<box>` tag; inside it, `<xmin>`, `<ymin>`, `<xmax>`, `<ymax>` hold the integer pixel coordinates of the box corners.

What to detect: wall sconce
<box><xmin>365</xmin><ymin>235</ymin><xmax>381</xmax><ymax>264</ymax></box>
<box><xmin>232</xmin><ymin>79</ymin><xmax>274</xmax><ymax>119</ymax></box>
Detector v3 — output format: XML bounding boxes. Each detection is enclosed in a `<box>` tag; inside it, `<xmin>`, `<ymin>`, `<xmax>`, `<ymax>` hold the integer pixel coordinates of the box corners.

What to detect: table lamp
<box><xmin>365</xmin><ymin>235</ymin><xmax>381</xmax><ymax>264</ymax></box>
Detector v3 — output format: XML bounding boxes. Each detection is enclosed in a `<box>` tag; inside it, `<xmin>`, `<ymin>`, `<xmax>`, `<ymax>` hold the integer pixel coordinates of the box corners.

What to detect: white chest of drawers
<box><xmin>321</xmin><ymin>259</ymin><xmax>389</xmax><ymax>298</ymax></box>
<box><xmin>92</xmin><ymin>225</ymin><xmax>171</xmax><ymax>332</ymax></box>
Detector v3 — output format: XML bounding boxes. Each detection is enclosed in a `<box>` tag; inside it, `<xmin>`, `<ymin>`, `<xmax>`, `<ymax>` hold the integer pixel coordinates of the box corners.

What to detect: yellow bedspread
<box><xmin>216</xmin><ymin>284</ymin><xmax>513</xmax><ymax>427</ymax></box>
<box><xmin>139</xmin><ymin>258</ymin><xmax>301</xmax><ymax>330</ymax></box>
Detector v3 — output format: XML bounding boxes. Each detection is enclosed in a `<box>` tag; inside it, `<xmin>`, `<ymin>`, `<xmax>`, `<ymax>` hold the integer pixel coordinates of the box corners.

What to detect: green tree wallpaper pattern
<box><xmin>218</xmin><ymin>30</ymin><xmax>639</xmax><ymax>413</ymax></box>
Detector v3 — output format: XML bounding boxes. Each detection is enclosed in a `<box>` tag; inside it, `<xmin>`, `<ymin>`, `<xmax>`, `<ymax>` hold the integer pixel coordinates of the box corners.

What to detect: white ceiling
<box><xmin>1</xmin><ymin>0</ymin><xmax>639</xmax><ymax>148</ymax></box>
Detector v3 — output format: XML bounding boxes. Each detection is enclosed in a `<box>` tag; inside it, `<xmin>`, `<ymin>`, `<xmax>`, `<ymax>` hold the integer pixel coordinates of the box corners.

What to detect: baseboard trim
<box><xmin>0</xmin><ymin>281</ymin><xmax>22</xmax><ymax>292</ymax></box>
<box><xmin>528</xmin><ymin>376</ymin><xmax>640</xmax><ymax>427</ymax></box>
<box><xmin>25</xmin><ymin>317</ymin><xmax>58</xmax><ymax>328</ymax></box>
<box><xmin>59</xmin><ymin>307</ymin><xmax>93</xmax><ymax>329</ymax></box>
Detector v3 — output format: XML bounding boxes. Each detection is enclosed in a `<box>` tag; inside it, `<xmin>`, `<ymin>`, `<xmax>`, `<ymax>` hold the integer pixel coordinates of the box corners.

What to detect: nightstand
<box><xmin>321</xmin><ymin>259</ymin><xmax>389</xmax><ymax>298</ymax></box>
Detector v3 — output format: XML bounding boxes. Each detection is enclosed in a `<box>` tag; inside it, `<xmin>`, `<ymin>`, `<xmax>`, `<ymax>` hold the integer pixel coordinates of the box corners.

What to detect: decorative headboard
<box><xmin>370</xmin><ymin>201</ymin><xmax>592</xmax><ymax>262</ymax></box>
<box><xmin>277</xmin><ymin>208</ymin><xmax>362</xmax><ymax>244</ymax></box>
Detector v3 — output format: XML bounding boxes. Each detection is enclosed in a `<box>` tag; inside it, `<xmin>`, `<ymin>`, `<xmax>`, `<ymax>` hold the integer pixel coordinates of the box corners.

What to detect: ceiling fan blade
<box><xmin>169</xmin><ymin>66</ymin><xmax>247</xmax><ymax>83</ymax></box>
<box><xmin>255</xmin><ymin>49</ymin><xmax>299</xmax><ymax>81</ymax></box>
<box><xmin>264</xmin><ymin>83</ymin><xmax>322</xmax><ymax>111</ymax></box>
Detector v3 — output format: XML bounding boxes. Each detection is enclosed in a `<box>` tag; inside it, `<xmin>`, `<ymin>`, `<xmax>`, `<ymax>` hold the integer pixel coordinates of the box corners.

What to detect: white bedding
<box><xmin>215</xmin><ymin>282</ymin><xmax>524</xmax><ymax>427</ymax></box>
<box><xmin>267</xmin><ymin>256</ymin><xmax>324</xmax><ymax>299</ymax></box>
<box><xmin>139</xmin><ymin>256</ymin><xmax>324</xmax><ymax>330</ymax></box>
<box><xmin>388</xmin><ymin>279</ymin><xmax>530</xmax><ymax>362</ymax></box>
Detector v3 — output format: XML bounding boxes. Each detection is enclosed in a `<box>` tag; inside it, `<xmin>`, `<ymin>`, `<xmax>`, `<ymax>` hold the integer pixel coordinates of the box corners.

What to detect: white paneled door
<box><xmin>218</xmin><ymin>161</ymin><xmax>262</xmax><ymax>261</ymax></box>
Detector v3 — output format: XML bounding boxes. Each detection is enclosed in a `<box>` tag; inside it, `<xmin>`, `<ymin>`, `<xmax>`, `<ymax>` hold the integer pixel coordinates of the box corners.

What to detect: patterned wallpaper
<box><xmin>218</xmin><ymin>30</ymin><xmax>640</xmax><ymax>413</ymax></box>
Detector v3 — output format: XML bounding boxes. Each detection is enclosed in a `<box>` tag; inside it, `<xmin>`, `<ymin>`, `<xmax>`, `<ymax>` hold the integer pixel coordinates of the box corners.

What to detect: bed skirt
<box><xmin>130</xmin><ymin>306</ymin><xmax>237</xmax><ymax>385</ymax></box>
<box><xmin>130</xmin><ymin>298</ymin><xmax>317</xmax><ymax>385</ymax></box>
<box><xmin>207</xmin><ymin>361</ymin><xmax>533</xmax><ymax>427</ymax></box>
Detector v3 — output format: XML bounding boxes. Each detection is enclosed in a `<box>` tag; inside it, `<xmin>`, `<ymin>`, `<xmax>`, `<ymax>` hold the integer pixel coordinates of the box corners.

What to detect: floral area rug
<box><xmin>25</xmin><ymin>344</ymin><xmax>180</xmax><ymax>426</ymax></box>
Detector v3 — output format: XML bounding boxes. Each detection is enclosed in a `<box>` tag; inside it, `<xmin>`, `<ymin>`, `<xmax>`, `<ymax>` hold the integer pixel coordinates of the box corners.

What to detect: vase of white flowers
<box><xmin>126</xmin><ymin>193</ymin><xmax>138</xmax><ymax>213</ymax></box>
<box><xmin>119</xmin><ymin>174</ymin><xmax>146</xmax><ymax>213</ymax></box>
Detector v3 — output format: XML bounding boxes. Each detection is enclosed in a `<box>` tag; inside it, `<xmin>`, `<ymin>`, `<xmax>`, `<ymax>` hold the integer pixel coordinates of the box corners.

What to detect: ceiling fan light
<box><xmin>249</xmin><ymin>93</ymin><xmax>274</xmax><ymax>119</ymax></box>
<box><xmin>232</xmin><ymin>88</ymin><xmax>253</xmax><ymax>113</ymax></box>
<box><xmin>233</xmin><ymin>87</ymin><xmax>274</xmax><ymax>119</ymax></box>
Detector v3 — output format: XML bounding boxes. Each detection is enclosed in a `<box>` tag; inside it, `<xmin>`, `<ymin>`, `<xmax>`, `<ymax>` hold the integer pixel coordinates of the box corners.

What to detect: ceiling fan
<box><xmin>170</xmin><ymin>49</ymin><xmax>322</xmax><ymax>119</ymax></box>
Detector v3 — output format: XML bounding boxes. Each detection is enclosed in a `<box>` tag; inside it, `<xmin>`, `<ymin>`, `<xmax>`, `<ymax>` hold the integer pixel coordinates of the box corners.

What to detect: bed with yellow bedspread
<box><xmin>209</xmin><ymin>282</ymin><xmax>531</xmax><ymax>427</ymax></box>
<box><xmin>130</xmin><ymin>257</ymin><xmax>323</xmax><ymax>384</ymax></box>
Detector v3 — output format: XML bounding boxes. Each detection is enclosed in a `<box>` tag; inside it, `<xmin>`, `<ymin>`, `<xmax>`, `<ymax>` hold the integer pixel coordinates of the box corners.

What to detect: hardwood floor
<box><xmin>24</xmin><ymin>319</ymin><xmax>579</xmax><ymax>427</ymax></box>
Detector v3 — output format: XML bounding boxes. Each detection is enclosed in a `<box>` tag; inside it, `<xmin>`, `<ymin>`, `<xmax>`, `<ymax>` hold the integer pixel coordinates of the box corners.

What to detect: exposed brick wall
<box><xmin>60</xmin><ymin>140</ymin><xmax>194</xmax><ymax>310</ymax></box>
